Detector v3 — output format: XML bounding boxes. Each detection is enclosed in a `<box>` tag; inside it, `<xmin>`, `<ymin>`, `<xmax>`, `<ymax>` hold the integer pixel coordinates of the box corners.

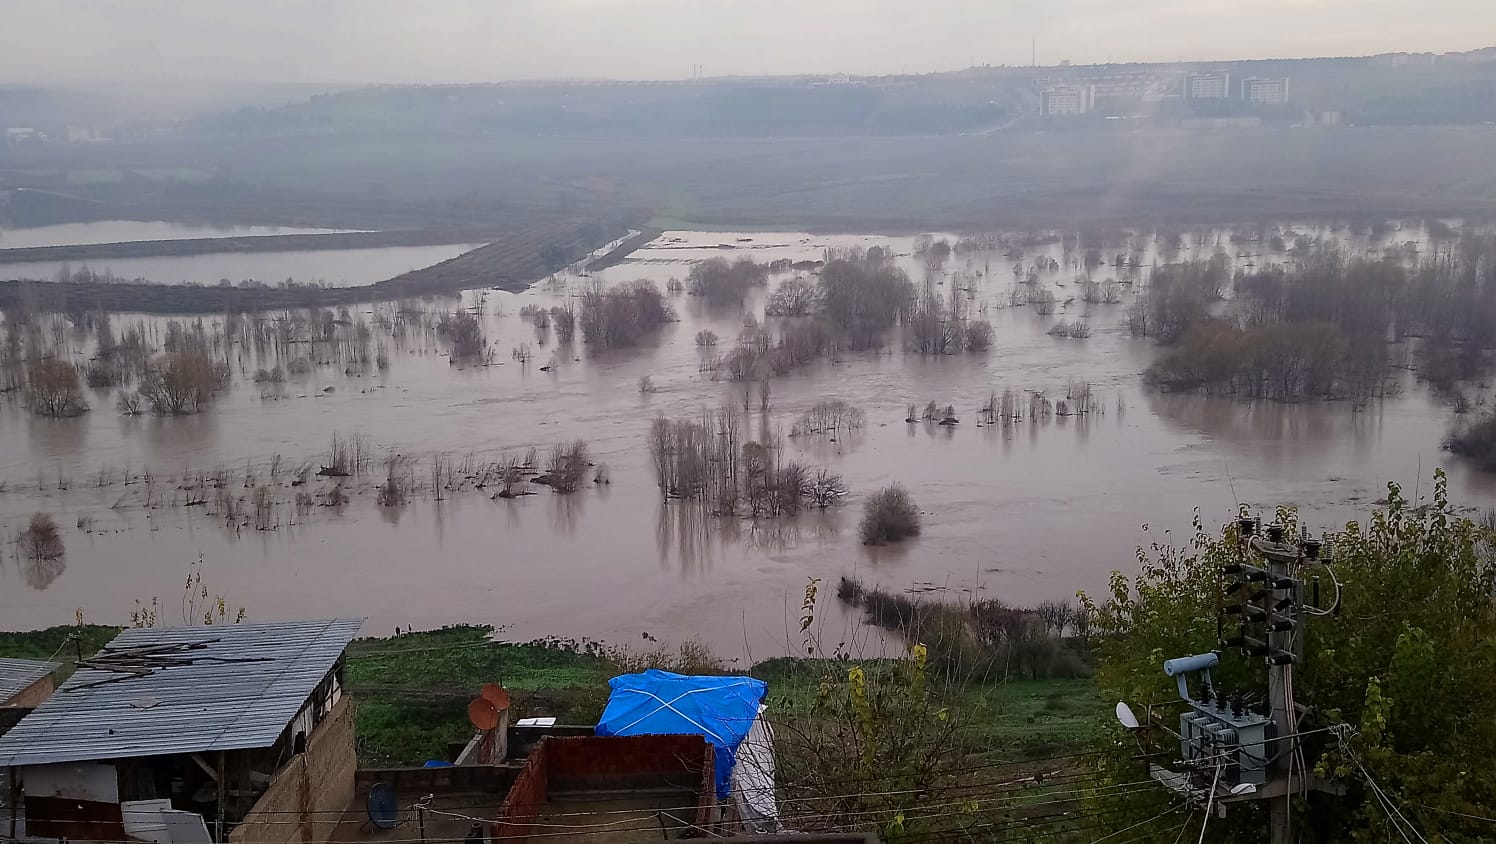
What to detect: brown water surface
<box><xmin>0</xmin><ymin>226</ymin><xmax>1485</xmax><ymax>658</ymax></box>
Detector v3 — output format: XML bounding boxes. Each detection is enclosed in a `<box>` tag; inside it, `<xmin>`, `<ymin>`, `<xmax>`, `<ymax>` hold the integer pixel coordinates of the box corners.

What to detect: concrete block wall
<box><xmin>230</xmin><ymin>696</ymin><xmax>355</xmax><ymax>844</ymax></box>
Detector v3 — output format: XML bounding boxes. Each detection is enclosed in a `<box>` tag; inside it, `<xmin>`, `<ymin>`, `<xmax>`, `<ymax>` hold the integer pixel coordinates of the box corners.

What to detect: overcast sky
<box><xmin>1</xmin><ymin>0</ymin><xmax>1493</xmax><ymax>86</ymax></box>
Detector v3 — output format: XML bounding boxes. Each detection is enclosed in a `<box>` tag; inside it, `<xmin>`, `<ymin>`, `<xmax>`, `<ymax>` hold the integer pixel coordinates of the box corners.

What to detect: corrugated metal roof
<box><xmin>0</xmin><ymin>618</ymin><xmax>363</xmax><ymax>767</ymax></box>
<box><xmin>0</xmin><ymin>658</ymin><xmax>57</xmax><ymax>702</ymax></box>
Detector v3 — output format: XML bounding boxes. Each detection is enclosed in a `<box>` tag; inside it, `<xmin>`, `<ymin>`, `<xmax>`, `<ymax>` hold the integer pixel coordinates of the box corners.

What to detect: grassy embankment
<box><xmin>0</xmin><ymin>624</ymin><xmax>1099</xmax><ymax>768</ymax></box>
<box><xmin>0</xmin><ymin>229</ymin><xmax>511</xmax><ymax>264</ymax></box>
<box><xmin>0</xmin><ymin>219</ymin><xmax>623</xmax><ymax>314</ymax></box>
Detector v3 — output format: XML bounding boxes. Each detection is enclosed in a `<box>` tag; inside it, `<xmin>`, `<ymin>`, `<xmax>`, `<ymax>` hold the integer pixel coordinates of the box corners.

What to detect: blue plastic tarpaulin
<box><xmin>594</xmin><ymin>669</ymin><xmax>767</xmax><ymax>798</ymax></box>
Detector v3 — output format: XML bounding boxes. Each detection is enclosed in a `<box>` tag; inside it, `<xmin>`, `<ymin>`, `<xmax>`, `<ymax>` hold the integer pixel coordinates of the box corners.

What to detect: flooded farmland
<box><xmin>0</xmin><ymin>244</ymin><xmax>488</xmax><ymax>288</ymax></box>
<box><xmin>0</xmin><ymin>224</ymin><xmax>1489</xmax><ymax>658</ymax></box>
<box><xmin>0</xmin><ymin>220</ymin><xmax>360</xmax><ymax>249</ymax></box>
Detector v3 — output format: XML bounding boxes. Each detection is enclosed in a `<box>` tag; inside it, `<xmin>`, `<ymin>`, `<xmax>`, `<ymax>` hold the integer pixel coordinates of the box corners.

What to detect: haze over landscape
<box><xmin>4</xmin><ymin>4</ymin><xmax>1496</xmax><ymax>841</ymax></box>
<box><xmin>3</xmin><ymin>0</ymin><xmax>1495</xmax><ymax>84</ymax></box>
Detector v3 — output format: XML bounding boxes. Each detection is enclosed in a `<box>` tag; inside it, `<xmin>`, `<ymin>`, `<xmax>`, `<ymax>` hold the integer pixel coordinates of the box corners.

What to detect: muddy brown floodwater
<box><xmin>1</xmin><ymin>226</ymin><xmax>1490</xmax><ymax>659</ymax></box>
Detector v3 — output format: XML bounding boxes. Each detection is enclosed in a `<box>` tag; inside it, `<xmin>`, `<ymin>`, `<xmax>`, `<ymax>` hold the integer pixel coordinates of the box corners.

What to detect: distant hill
<box><xmin>182</xmin><ymin>47</ymin><xmax>1496</xmax><ymax>139</ymax></box>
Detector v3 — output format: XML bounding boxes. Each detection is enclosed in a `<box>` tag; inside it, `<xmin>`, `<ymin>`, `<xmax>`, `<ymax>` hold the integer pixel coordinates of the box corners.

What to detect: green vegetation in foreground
<box><xmin>0</xmin><ymin>624</ymin><xmax>121</xmax><ymax>681</ymax></box>
<box><xmin>0</xmin><ymin>623</ymin><xmax>1099</xmax><ymax>770</ymax></box>
<box><xmin>1085</xmin><ymin>472</ymin><xmax>1496</xmax><ymax>841</ymax></box>
<box><xmin>344</xmin><ymin>626</ymin><xmax>615</xmax><ymax>767</ymax></box>
<box><xmin>752</xmin><ymin>657</ymin><xmax>1100</xmax><ymax>762</ymax></box>
<box><xmin>343</xmin><ymin>628</ymin><xmax>1101</xmax><ymax>768</ymax></box>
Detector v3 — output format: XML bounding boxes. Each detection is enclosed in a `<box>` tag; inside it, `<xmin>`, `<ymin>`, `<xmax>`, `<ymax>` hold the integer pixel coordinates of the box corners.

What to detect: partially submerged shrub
<box><xmin>860</xmin><ymin>484</ymin><xmax>921</xmax><ymax>545</ymax></box>
<box><xmin>438</xmin><ymin>310</ymin><xmax>485</xmax><ymax>358</ymax></box>
<box><xmin>1447</xmin><ymin>413</ymin><xmax>1496</xmax><ymax>469</ymax></box>
<box><xmin>1047</xmin><ymin>320</ymin><xmax>1091</xmax><ymax>339</ymax></box>
<box><xmin>541</xmin><ymin>440</ymin><xmax>591</xmax><ymax>493</ymax></box>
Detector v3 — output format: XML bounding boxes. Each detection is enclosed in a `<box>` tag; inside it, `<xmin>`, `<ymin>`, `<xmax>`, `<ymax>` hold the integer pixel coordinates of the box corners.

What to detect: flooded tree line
<box><xmin>12</xmin><ymin>220</ymin><xmax>1496</xmax><ymax>589</ymax></box>
<box><xmin>1135</xmin><ymin>232</ymin><xmax>1496</xmax><ymax>414</ymax></box>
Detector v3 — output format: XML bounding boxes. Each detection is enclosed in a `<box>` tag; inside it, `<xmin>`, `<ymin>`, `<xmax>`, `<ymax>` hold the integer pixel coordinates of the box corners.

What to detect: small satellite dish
<box><xmin>468</xmin><ymin>697</ymin><xmax>500</xmax><ymax>731</ymax></box>
<box><xmin>1230</xmin><ymin>783</ymin><xmax>1258</xmax><ymax>796</ymax></box>
<box><xmin>481</xmin><ymin>683</ymin><xmax>511</xmax><ymax>711</ymax></box>
<box><xmin>367</xmin><ymin>782</ymin><xmax>398</xmax><ymax>830</ymax></box>
<box><xmin>1115</xmin><ymin>701</ymin><xmax>1140</xmax><ymax>730</ymax></box>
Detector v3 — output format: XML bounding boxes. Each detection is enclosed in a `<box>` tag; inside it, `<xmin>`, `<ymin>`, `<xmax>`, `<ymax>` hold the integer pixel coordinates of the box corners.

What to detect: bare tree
<box><xmin>18</xmin><ymin>513</ymin><xmax>64</xmax><ymax>561</ymax></box>
<box><xmin>138</xmin><ymin>350</ymin><xmax>229</xmax><ymax>415</ymax></box>
<box><xmin>764</xmin><ymin>278</ymin><xmax>821</xmax><ymax>316</ymax></box>
<box><xmin>25</xmin><ymin>359</ymin><xmax>87</xmax><ymax>417</ymax></box>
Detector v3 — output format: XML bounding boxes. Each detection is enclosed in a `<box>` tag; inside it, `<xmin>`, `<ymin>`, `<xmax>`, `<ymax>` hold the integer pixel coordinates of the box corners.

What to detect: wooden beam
<box><xmin>216</xmin><ymin>751</ymin><xmax>226</xmax><ymax>842</ymax></box>
<box><xmin>189</xmin><ymin>753</ymin><xmax>218</xmax><ymax>782</ymax></box>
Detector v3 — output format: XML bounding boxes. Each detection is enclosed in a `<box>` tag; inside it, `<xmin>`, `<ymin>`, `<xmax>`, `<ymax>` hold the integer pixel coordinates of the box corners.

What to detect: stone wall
<box><xmin>230</xmin><ymin>696</ymin><xmax>355</xmax><ymax>844</ymax></box>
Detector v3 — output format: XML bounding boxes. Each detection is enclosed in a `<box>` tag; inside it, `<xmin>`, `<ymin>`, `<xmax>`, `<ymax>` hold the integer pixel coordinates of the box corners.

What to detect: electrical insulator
<box><xmin>1266</xmin><ymin>650</ymin><xmax>1296</xmax><ymax>666</ymax></box>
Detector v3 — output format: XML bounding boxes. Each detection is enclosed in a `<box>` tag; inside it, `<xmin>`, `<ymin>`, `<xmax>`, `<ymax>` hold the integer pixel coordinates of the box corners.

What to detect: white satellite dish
<box><xmin>1115</xmin><ymin>701</ymin><xmax>1140</xmax><ymax>729</ymax></box>
<box><xmin>1230</xmin><ymin>783</ymin><xmax>1258</xmax><ymax>796</ymax></box>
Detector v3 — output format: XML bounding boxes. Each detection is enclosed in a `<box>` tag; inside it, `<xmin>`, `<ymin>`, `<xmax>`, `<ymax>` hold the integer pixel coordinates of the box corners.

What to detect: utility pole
<box><xmin>1146</xmin><ymin>518</ymin><xmax>1339</xmax><ymax>844</ymax></box>
<box><xmin>1254</xmin><ymin>524</ymin><xmax>1302</xmax><ymax>844</ymax></box>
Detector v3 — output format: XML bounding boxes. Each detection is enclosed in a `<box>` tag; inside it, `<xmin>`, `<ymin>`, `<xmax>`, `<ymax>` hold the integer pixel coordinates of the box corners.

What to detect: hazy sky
<box><xmin>2</xmin><ymin>0</ymin><xmax>1493</xmax><ymax>85</ymax></box>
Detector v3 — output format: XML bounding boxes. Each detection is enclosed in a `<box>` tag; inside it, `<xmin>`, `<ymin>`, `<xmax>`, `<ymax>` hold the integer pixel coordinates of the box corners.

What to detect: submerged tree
<box><xmin>579</xmin><ymin>281</ymin><xmax>673</xmax><ymax>349</ymax></box>
<box><xmin>18</xmin><ymin>513</ymin><xmax>64</xmax><ymax>561</ymax></box>
<box><xmin>25</xmin><ymin>359</ymin><xmax>87</xmax><ymax>417</ymax></box>
<box><xmin>138</xmin><ymin>349</ymin><xmax>230</xmax><ymax>415</ymax></box>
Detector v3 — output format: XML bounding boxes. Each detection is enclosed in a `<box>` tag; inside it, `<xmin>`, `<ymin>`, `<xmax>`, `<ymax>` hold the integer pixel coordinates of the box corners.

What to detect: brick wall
<box><xmin>4</xmin><ymin>676</ymin><xmax>55</xmax><ymax>709</ymax></box>
<box><xmin>493</xmin><ymin>735</ymin><xmax>715</xmax><ymax>843</ymax></box>
<box><xmin>230</xmin><ymin>696</ymin><xmax>355</xmax><ymax>844</ymax></box>
<box><xmin>492</xmin><ymin>741</ymin><xmax>549</xmax><ymax>844</ymax></box>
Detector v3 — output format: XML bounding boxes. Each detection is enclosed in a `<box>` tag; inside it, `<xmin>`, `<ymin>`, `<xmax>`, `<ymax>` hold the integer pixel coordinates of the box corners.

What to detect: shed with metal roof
<box><xmin>0</xmin><ymin>618</ymin><xmax>363</xmax><ymax>843</ymax></box>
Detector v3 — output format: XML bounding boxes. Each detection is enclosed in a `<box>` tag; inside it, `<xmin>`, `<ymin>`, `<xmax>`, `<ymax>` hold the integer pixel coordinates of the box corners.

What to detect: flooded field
<box><xmin>0</xmin><ymin>220</ymin><xmax>358</xmax><ymax>249</ymax></box>
<box><xmin>0</xmin><ymin>224</ymin><xmax>1488</xmax><ymax>658</ymax></box>
<box><xmin>0</xmin><ymin>243</ymin><xmax>488</xmax><ymax>288</ymax></box>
